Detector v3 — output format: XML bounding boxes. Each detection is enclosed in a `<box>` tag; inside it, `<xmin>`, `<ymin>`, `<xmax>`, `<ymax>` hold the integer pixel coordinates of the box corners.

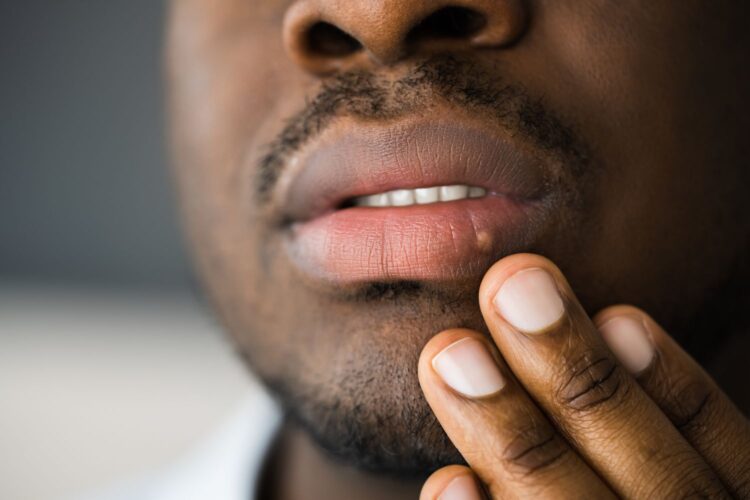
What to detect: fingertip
<box><xmin>479</xmin><ymin>253</ymin><xmax>572</xmax><ymax>335</ymax></box>
<box><xmin>419</xmin><ymin>329</ymin><xmax>475</xmax><ymax>385</ymax></box>
<box><xmin>420</xmin><ymin>329</ymin><xmax>483</xmax><ymax>362</ymax></box>
<box><xmin>592</xmin><ymin>304</ymin><xmax>650</xmax><ymax>329</ymax></box>
<box><xmin>593</xmin><ymin>304</ymin><xmax>669</xmax><ymax>349</ymax></box>
<box><xmin>478</xmin><ymin>253</ymin><xmax>559</xmax><ymax>307</ymax></box>
<box><xmin>418</xmin><ymin>329</ymin><xmax>504</xmax><ymax>399</ymax></box>
<box><xmin>593</xmin><ymin>305</ymin><xmax>660</xmax><ymax>375</ymax></box>
<box><xmin>420</xmin><ymin>466</ymin><xmax>483</xmax><ymax>500</ymax></box>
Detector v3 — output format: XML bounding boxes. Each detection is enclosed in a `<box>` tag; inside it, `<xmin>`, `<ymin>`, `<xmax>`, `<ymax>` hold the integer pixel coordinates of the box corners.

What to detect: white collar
<box><xmin>89</xmin><ymin>383</ymin><xmax>283</xmax><ymax>500</ymax></box>
<box><xmin>151</xmin><ymin>384</ymin><xmax>282</xmax><ymax>500</ymax></box>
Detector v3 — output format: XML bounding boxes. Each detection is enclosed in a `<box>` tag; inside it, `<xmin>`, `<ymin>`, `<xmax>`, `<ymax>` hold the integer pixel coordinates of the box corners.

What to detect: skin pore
<box><xmin>166</xmin><ymin>1</ymin><xmax>750</xmax><ymax>498</ymax></box>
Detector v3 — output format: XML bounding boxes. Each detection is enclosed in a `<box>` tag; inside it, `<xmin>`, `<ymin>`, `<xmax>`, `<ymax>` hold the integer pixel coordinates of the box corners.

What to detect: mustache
<box><xmin>256</xmin><ymin>55</ymin><xmax>589</xmax><ymax>202</ymax></box>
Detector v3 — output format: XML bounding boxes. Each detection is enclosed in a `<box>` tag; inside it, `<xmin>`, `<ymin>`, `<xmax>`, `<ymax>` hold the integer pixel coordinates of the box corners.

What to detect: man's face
<box><xmin>167</xmin><ymin>0</ymin><xmax>749</xmax><ymax>474</ymax></box>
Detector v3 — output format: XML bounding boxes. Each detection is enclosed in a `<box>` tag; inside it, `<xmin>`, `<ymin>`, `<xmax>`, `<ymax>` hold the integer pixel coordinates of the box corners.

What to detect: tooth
<box><xmin>439</xmin><ymin>184</ymin><xmax>469</xmax><ymax>202</ymax></box>
<box><xmin>355</xmin><ymin>185</ymin><xmax>488</xmax><ymax>207</ymax></box>
<box><xmin>468</xmin><ymin>187</ymin><xmax>486</xmax><ymax>198</ymax></box>
<box><xmin>389</xmin><ymin>189</ymin><xmax>415</xmax><ymax>206</ymax></box>
<box><xmin>415</xmin><ymin>187</ymin><xmax>439</xmax><ymax>204</ymax></box>
<box><xmin>361</xmin><ymin>193</ymin><xmax>389</xmax><ymax>207</ymax></box>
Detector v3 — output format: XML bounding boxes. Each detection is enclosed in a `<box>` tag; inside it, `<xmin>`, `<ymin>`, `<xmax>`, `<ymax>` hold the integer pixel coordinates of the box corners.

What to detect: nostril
<box><xmin>408</xmin><ymin>6</ymin><xmax>487</xmax><ymax>42</ymax></box>
<box><xmin>306</xmin><ymin>22</ymin><xmax>362</xmax><ymax>57</ymax></box>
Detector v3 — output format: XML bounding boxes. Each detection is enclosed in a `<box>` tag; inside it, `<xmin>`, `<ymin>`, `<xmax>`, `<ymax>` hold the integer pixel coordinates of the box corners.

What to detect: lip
<box><xmin>276</xmin><ymin>116</ymin><xmax>555</xmax><ymax>284</ymax></box>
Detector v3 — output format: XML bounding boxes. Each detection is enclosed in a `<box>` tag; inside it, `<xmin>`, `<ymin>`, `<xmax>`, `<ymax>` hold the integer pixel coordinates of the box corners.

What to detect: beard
<box><xmin>245</xmin><ymin>54</ymin><xmax>591</xmax><ymax>476</ymax></box>
<box><xmin>264</xmin><ymin>327</ymin><xmax>461</xmax><ymax>475</ymax></box>
<box><xmin>246</xmin><ymin>263</ymin><xmax>748</xmax><ymax>478</ymax></box>
<box><xmin>235</xmin><ymin>54</ymin><xmax>748</xmax><ymax>477</ymax></box>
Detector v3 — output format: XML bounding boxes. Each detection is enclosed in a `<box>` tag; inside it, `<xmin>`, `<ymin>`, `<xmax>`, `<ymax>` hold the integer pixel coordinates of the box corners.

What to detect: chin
<box><xmin>274</xmin><ymin>374</ymin><xmax>464</xmax><ymax>476</ymax></box>
<box><xmin>254</xmin><ymin>319</ymin><xmax>470</xmax><ymax>476</ymax></box>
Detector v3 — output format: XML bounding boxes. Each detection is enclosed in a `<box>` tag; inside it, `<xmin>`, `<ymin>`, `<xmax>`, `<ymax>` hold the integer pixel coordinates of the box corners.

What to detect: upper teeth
<box><xmin>354</xmin><ymin>185</ymin><xmax>487</xmax><ymax>207</ymax></box>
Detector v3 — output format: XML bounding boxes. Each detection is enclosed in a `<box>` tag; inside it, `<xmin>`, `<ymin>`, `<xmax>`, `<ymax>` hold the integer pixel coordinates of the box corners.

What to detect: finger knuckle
<box><xmin>638</xmin><ymin>452</ymin><xmax>727</xmax><ymax>500</ymax></box>
<box><xmin>734</xmin><ymin>477</ymin><xmax>750</xmax><ymax>499</ymax></box>
<box><xmin>501</xmin><ymin>421</ymin><xmax>569</xmax><ymax>479</ymax></box>
<box><xmin>685</xmin><ymin>476</ymin><xmax>727</xmax><ymax>499</ymax></box>
<box><xmin>649</xmin><ymin>480</ymin><xmax>727</xmax><ymax>500</ymax></box>
<box><xmin>555</xmin><ymin>353</ymin><xmax>629</xmax><ymax>415</ymax></box>
<box><xmin>661</xmin><ymin>375</ymin><xmax>713</xmax><ymax>435</ymax></box>
<box><xmin>673</xmin><ymin>474</ymin><xmax>727</xmax><ymax>499</ymax></box>
<box><xmin>728</xmin><ymin>463</ymin><xmax>750</xmax><ymax>499</ymax></box>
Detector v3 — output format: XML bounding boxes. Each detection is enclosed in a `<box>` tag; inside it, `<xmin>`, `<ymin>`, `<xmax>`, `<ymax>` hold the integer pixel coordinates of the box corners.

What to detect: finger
<box><xmin>419</xmin><ymin>328</ymin><xmax>614</xmax><ymax>499</ymax></box>
<box><xmin>595</xmin><ymin>305</ymin><xmax>750</xmax><ymax>498</ymax></box>
<box><xmin>478</xmin><ymin>253</ymin><xmax>727</xmax><ymax>498</ymax></box>
<box><xmin>420</xmin><ymin>465</ymin><xmax>485</xmax><ymax>500</ymax></box>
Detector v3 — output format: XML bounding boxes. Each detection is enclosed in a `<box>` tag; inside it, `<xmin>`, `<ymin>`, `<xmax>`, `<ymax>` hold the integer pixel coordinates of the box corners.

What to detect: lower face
<box><xmin>167</xmin><ymin>1</ymin><xmax>750</xmax><ymax>474</ymax></box>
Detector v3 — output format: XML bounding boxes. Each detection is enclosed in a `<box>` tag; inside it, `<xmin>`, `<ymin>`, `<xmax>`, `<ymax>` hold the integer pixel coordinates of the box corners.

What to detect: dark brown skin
<box><xmin>166</xmin><ymin>1</ymin><xmax>750</xmax><ymax>498</ymax></box>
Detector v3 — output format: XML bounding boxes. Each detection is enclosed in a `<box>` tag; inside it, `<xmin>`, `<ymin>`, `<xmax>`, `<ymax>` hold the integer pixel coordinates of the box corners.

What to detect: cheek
<box><xmin>169</xmin><ymin>9</ymin><xmax>294</xmax><ymax>178</ymax></box>
<box><xmin>167</xmin><ymin>1</ymin><xmax>311</xmax><ymax>295</ymax></box>
<box><xmin>508</xmin><ymin>2</ymin><xmax>746</xmax><ymax>313</ymax></box>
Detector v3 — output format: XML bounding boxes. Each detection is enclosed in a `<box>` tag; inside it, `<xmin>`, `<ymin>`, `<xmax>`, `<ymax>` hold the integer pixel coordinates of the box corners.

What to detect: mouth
<box><xmin>274</xmin><ymin>115</ymin><xmax>557</xmax><ymax>284</ymax></box>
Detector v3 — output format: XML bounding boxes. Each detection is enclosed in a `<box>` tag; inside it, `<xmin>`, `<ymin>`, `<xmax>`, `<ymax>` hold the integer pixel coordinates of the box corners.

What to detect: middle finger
<box><xmin>478</xmin><ymin>253</ymin><xmax>725</xmax><ymax>498</ymax></box>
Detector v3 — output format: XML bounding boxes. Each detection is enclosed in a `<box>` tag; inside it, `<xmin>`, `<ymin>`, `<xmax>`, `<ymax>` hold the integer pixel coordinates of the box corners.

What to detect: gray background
<box><xmin>0</xmin><ymin>4</ymin><xmax>255</xmax><ymax>500</ymax></box>
<box><xmin>1</xmin><ymin>0</ymin><xmax>190</xmax><ymax>289</ymax></box>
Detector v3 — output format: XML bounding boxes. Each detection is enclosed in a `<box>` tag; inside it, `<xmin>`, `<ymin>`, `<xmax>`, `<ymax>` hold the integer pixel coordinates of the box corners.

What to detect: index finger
<box><xmin>419</xmin><ymin>328</ymin><xmax>614</xmax><ymax>499</ymax></box>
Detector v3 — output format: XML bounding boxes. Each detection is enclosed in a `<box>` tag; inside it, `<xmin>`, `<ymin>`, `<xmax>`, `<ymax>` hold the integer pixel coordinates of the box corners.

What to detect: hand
<box><xmin>418</xmin><ymin>254</ymin><xmax>750</xmax><ymax>499</ymax></box>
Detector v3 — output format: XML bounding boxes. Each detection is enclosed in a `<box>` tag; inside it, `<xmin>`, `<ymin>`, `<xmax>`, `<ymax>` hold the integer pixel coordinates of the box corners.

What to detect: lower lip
<box><xmin>285</xmin><ymin>195</ymin><xmax>544</xmax><ymax>284</ymax></box>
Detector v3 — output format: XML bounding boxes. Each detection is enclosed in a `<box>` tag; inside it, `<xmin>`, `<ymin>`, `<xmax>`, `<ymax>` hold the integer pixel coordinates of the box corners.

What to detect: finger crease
<box><xmin>675</xmin><ymin>392</ymin><xmax>711</xmax><ymax>430</ymax></box>
<box><xmin>564</xmin><ymin>357</ymin><xmax>610</xmax><ymax>386</ymax></box>
<box><xmin>566</xmin><ymin>363</ymin><xmax>617</xmax><ymax>403</ymax></box>
<box><xmin>506</xmin><ymin>434</ymin><xmax>556</xmax><ymax>461</ymax></box>
<box><xmin>520</xmin><ymin>449</ymin><xmax>568</xmax><ymax>475</ymax></box>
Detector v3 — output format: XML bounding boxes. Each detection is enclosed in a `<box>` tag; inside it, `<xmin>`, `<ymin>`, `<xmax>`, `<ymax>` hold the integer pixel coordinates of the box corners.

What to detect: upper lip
<box><xmin>276</xmin><ymin>116</ymin><xmax>551</xmax><ymax>224</ymax></box>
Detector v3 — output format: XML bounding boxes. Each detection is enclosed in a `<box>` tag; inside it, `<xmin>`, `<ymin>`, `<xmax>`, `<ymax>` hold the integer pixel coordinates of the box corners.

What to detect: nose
<box><xmin>283</xmin><ymin>0</ymin><xmax>527</xmax><ymax>75</ymax></box>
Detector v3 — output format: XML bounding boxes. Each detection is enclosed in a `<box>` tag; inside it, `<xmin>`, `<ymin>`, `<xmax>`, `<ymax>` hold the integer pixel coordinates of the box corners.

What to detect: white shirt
<box><xmin>88</xmin><ymin>382</ymin><xmax>283</xmax><ymax>500</ymax></box>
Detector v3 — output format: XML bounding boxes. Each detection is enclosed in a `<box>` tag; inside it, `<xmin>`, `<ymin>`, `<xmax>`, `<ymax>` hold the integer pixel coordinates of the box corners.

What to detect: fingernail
<box><xmin>493</xmin><ymin>268</ymin><xmax>565</xmax><ymax>333</ymax></box>
<box><xmin>432</xmin><ymin>338</ymin><xmax>505</xmax><ymax>398</ymax></box>
<box><xmin>599</xmin><ymin>316</ymin><xmax>654</xmax><ymax>374</ymax></box>
<box><xmin>439</xmin><ymin>474</ymin><xmax>484</xmax><ymax>500</ymax></box>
